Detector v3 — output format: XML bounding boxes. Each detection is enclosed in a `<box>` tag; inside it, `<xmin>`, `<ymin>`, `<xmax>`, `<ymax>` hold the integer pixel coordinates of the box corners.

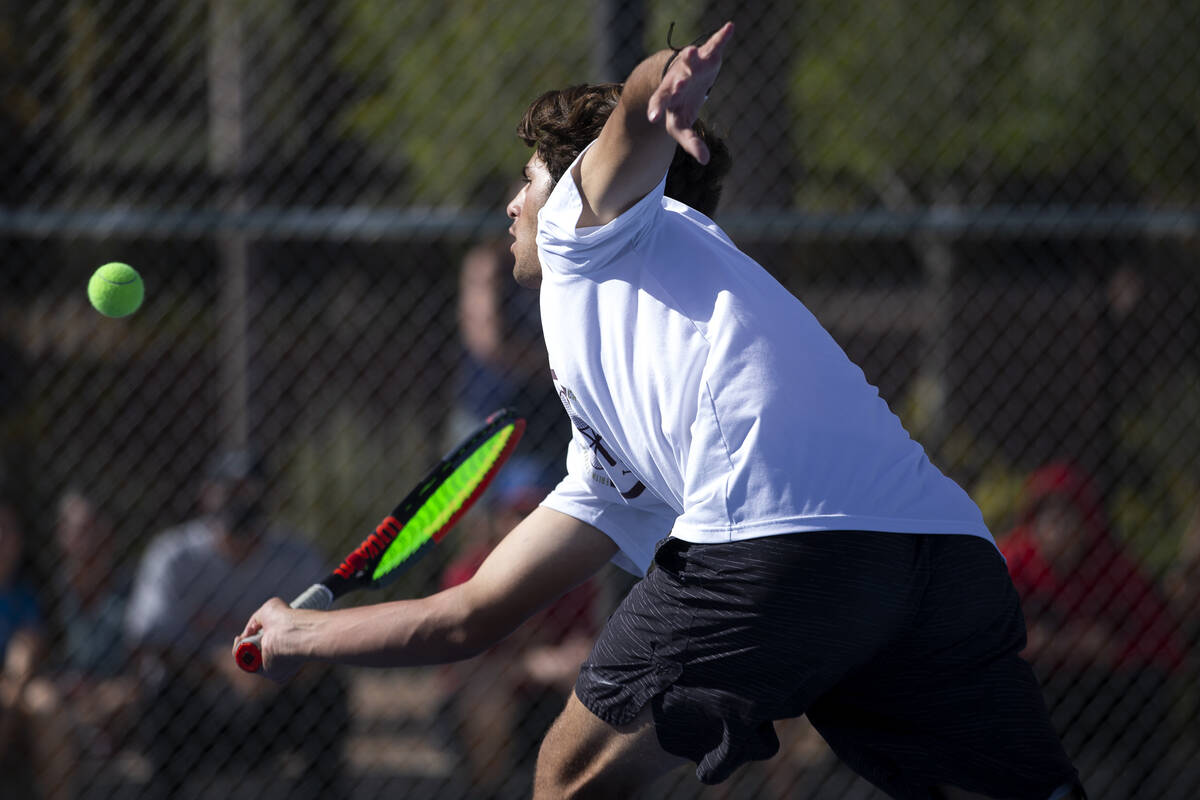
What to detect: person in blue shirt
<box><xmin>53</xmin><ymin>489</ymin><xmax>139</xmax><ymax>755</ymax></box>
<box><xmin>0</xmin><ymin>499</ymin><xmax>75</xmax><ymax>800</ymax></box>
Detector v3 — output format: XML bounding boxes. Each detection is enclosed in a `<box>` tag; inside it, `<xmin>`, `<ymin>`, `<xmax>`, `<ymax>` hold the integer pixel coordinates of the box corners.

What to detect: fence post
<box><xmin>592</xmin><ymin>0</ymin><xmax>645</xmax><ymax>82</ymax></box>
<box><xmin>207</xmin><ymin>0</ymin><xmax>260</xmax><ymax>450</ymax></box>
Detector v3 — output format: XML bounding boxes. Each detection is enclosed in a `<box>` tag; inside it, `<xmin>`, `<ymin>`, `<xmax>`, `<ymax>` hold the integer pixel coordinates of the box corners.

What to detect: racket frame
<box><xmin>234</xmin><ymin>408</ymin><xmax>525</xmax><ymax>673</ymax></box>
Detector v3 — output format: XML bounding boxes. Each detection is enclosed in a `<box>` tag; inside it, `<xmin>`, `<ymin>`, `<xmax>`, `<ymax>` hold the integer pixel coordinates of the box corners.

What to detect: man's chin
<box><xmin>512</xmin><ymin>262</ymin><xmax>543</xmax><ymax>289</ymax></box>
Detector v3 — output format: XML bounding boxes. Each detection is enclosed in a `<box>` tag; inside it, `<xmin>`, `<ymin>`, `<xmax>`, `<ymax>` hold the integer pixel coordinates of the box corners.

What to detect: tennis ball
<box><xmin>88</xmin><ymin>262</ymin><xmax>144</xmax><ymax>318</ymax></box>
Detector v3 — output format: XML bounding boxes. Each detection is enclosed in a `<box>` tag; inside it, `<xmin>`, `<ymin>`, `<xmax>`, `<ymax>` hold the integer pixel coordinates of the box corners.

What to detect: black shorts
<box><xmin>575</xmin><ymin>531</ymin><xmax>1080</xmax><ymax>798</ymax></box>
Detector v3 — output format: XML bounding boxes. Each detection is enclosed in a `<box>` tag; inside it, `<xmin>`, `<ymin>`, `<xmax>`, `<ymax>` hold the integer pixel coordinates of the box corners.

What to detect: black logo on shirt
<box><xmin>554</xmin><ymin>374</ymin><xmax>646</xmax><ymax>500</ymax></box>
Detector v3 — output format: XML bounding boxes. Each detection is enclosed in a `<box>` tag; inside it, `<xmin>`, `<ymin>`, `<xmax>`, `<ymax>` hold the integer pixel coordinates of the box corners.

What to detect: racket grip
<box><xmin>234</xmin><ymin>583</ymin><xmax>335</xmax><ymax>673</ymax></box>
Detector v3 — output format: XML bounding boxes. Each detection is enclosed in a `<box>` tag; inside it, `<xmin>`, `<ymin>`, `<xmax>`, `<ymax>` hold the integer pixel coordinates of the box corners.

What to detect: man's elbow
<box><xmin>442</xmin><ymin>586</ymin><xmax>527</xmax><ymax>662</ymax></box>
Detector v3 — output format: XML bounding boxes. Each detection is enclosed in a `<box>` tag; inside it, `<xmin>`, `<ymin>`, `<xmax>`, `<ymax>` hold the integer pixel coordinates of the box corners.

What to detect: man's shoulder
<box><xmin>537</xmin><ymin>149</ymin><xmax>667</xmax><ymax>266</ymax></box>
<box><xmin>656</xmin><ymin>198</ymin><xmax>738</xmax><ymax>252</ymax></box>
<box><xmin>142</xmin><ymin>519</ymin><xmax>217</xmax><ymax>563</ymax></box>
<box><xmin>159</xmin><ymin>517</ymin><xmax>214</xmax><ymax>543</ymax></box>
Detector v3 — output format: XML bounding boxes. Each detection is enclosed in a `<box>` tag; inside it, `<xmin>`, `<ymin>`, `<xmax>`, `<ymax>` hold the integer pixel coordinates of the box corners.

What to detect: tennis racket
<box><xmin>235</xmin><ymin>408</ymin><xmax>526</xmax><ymax>673</ymax></box>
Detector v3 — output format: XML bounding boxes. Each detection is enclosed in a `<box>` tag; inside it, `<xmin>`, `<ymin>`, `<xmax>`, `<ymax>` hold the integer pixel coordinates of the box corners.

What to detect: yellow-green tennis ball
<box><xmin>88</xmin><ymin>262</ymin><xmax>144</xmax><ymax>318</ymax></box>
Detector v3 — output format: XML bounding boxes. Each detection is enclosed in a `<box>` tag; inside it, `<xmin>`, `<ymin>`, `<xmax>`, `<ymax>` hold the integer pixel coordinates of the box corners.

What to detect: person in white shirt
<box><xmin>133</xmin><ymin>449</ymin><xmax>348</xmax><ymax>799</ymax></box>
<box><xmin>237</xmin><ymin>23</ymin><xmax>1084</xmax><ymax>800</ymax></box>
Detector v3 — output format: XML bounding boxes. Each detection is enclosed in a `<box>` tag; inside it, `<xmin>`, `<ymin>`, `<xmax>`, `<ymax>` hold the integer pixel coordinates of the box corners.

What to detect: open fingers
<box><xmin>697</xmin><ymin>21</ymin><xmax>735</xmax><ymax>61</ymax></box>
<box><xmin>671</xmin><ymin>21</ymin><xmax>735</xmax><ymax>85</ymax></box>
<box><xmin>666</xmin><ymin>117</ymin><xmax>710</xmax><ymax>164</ymax></box>
<box><xmin>236</xmin><ymin>618</ymin><xmax>260</xmax><ymax>642</ymax></box>
<box><xmin>235</xmin><ymin>596</ymin><xmax>284</xmax><ymax>641</ymax></box>
<box><xmin>647</xmin><ymin>21</ymin><xmax>734</xmax><ymax>159</ymax></box>
<box><xmin>647</xmin><ymin>74</ymin><xmax>687</xmax><ymax>124</ymax></box>
<box><xmin>648</xmin><ymin>76</ymin><xmax>711</xmax><ymax>163</ymax></box>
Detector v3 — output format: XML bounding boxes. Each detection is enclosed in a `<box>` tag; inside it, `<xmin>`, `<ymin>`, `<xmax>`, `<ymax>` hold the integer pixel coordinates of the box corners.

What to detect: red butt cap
<box><xmin>235</xmin><ymin>640</ymin><xmax>262</xmax><ymax>672</ymax></box>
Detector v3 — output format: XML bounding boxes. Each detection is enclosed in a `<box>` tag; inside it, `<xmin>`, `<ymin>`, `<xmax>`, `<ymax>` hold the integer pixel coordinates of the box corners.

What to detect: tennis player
<box><xmin>238</xmin><ymin>22</ymin><xmax>1085</xmax><ymax>799</ymax></box>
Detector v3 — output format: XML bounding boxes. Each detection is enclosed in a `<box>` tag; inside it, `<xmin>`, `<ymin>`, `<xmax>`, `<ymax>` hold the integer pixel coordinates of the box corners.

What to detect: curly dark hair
<box><xmin>516</xmin><ymin>83</ymin><xmax>731</xmax><ymax>217</ymax></box>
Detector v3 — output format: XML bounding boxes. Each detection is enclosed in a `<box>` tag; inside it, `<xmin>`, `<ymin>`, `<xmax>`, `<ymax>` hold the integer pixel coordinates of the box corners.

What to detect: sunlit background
<box><xmin>0</xmin><ymin>1</ymin><xmax>1198</xmax><ymax>798</ymax></box>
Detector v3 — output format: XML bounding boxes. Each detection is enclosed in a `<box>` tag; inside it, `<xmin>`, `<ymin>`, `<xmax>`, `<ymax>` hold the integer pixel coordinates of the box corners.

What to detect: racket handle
<box><xmin>234</xmin><ymin>583</ymin><xmax>335</xmax><ymax>673</ymax></box>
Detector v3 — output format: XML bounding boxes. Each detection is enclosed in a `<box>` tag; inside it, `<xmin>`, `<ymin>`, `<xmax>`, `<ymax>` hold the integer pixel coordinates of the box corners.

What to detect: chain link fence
<box><xmin>1</xmin><ymin>1</ymin><xmax>1198</xmax><ymax>798</ymax></box>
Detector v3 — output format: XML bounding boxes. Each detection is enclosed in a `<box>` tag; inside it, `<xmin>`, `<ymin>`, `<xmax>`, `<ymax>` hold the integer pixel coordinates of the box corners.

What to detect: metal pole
<box><xmin>208</xmin><ymin>0</ymin><xmax>257</xmax><ymax>449</ymax></box>
<box><xmin>593</xmin><ymin>0</ymin><xmax>646</xmax><ymax>82</ymax></box>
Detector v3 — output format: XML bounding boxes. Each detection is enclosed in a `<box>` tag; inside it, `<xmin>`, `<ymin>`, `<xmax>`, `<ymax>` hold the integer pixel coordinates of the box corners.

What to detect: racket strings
<box><xmin>369</xmin><ymin>422</ymin><xmax>523</xmax><ymax>582</ymax></box>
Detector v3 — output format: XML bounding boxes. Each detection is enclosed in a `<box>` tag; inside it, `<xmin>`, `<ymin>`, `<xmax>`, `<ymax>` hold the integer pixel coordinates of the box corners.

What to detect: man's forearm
<box><xmin>615</xmin><ymin>49</ymin><xmax>678</xmax><ymax>140</ymax></box>
<box><xmin>573</xmin><ymin>50</ymin><xmax>679</xmax><ymax>226</ymax></box>
<box><xmin>238</xmin><ymin>507</ymin><xmax>618</xmax><ymax>679</ymax></box>
<box><xmin>293</xmin><ymin>586</ymin><xmax>501</xmax><ymax>668</ymax></box>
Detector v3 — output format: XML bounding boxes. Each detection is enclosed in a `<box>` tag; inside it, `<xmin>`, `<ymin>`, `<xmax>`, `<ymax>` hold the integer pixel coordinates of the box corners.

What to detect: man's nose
<box><xmin>506</xmin><ymin>187</ymin><xmax>525</xmax><ymax>220</ymax></box>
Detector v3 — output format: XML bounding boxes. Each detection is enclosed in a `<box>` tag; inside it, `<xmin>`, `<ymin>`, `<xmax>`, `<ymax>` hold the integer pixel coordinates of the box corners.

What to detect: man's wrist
<box><xmin>291</xmin><ymin>610</ymin><xmax>325</xmax><ymax>662</ymax></box>
<box><xmin>661</xmin><ymin>48</ymin><xmax>681</xmax><ymax>79</ymax></box>
<box><xmin>660</xmin><ymin>23</ymin><xmax>723</xmax><ymax>79</ymax></box>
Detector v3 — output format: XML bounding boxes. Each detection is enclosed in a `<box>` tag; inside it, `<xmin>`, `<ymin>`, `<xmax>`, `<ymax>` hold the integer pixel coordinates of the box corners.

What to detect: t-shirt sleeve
<box><xmin>540</xmin><ymin>439</ymin><xmax>676</xmax><ymax>576</ymax></box>
<box><xmin>535</xmin><ymin>143</ymin><xmax>668</xmax><ymax>277</ymax></box>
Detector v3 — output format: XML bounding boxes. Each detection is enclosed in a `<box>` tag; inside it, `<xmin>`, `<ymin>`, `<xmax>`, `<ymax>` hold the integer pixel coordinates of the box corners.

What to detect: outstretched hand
<box><xmin>647</xmin><ymin>21</ymin><xmax>734</xmax><ymax>165</ymax></box>
<box><xmin>233</xmin><ymin>597</ymin><xmax>304</xmax><ymax>683</ymax></box>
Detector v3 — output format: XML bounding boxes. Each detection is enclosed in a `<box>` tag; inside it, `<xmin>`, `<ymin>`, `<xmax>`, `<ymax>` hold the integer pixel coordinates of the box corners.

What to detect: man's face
<box><xmin>56</xmin><ymin>494</ymin><xmax>112</xmax><ymax>563</ymax></box>
<box><xmin>204</xmin><ymin>477</ymin><xmax>268</xmax><ymax>539</ymax></box>
<box><xmin>506</xmin><ymin>154</ymin><xmax>554</xmax><ymax>289</ymax></box>
<box><xmin>1031</xmin><ymin>499</ymin><xmax>1086</xmax><ymax>570</ymax></box>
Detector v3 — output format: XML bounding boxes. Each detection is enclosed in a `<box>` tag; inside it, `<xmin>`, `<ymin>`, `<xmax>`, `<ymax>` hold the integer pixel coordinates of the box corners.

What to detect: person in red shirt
<box><xmin>1000</xmin><ymin>462</ymin><xmax>1187</xmax><ymax>796</ymax></box>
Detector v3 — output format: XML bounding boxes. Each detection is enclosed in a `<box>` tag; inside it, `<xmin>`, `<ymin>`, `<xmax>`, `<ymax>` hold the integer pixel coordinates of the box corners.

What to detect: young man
<box><xmin>237</xmin><ymin>24</ymin><xmax>1084</xmax><ymax>799</ymax></box>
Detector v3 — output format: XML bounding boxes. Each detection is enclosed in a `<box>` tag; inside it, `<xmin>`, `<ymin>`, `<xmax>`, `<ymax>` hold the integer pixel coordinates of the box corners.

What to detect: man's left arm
<box><xmin>574</xmin><ymin>21</ymin><xmax>734</xmax><ymax>228</ymax></box>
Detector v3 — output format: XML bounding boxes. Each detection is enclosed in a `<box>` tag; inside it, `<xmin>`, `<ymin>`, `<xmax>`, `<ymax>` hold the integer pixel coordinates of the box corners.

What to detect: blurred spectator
<box><xmin>440</xmin><ymin>461</ymin><xmax>600</xmax><ymax>799</ymax></box>
<box><xmin>125</xmin><ymin>449</ymin><xmax>349</xmax><ymax>799</ymax></box>
<box><xmin>454</xmin><ymin>238</ymin><xmax>568</xmax><ymax>481</ymax></box>
<box><xmin>1165</xmin><ymin>505</ymin><xmax>1200</xmax><ymax>651</ymax></box>
<box><xmin>0</xmin><ymin>500</ymin><xmax>75</xmax><ymax>800</ymax></box>
<box><xmin>1164</xmin><ymin>503</ymin><xmax>1200</xmax><ymax>792</ymax></box>
<box><xmin>52</xmin><ymin>489</ymin><xmax>139</xmax><ymax>757</ymax></box>
<box><xmin>999</xmin><ymin>462</ymin><xmax>1187</xmax><ymax>797</ymax></box>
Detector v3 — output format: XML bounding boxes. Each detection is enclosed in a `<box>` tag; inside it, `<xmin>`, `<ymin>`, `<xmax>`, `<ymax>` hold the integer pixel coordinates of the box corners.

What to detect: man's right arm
<box><xmin>574</xmin><ymin>21</ymin><xmax>733</xmax><ymax>228</ymax></box>
<box><xmin>235</xmin><ymin>506</ymin><xmax>618</xmax><ymax>680</ymax></box>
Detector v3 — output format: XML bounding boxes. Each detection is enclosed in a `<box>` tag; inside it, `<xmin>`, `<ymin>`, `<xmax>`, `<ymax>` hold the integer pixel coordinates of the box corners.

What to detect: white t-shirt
<box><xmin>537</xmin><ymin>148</ymin><xmax>992</xmax><ymax>575</ymax></box>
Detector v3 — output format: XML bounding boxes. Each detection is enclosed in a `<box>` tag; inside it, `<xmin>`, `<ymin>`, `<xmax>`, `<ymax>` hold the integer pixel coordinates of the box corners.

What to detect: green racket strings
<box><xmin>371</xmin><ymin>423</ymin><xmax>519</xmax><ymax>582</ymax></box>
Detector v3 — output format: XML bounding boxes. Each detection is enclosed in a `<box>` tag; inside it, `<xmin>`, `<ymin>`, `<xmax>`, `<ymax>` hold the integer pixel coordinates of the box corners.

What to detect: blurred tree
<box><xmin>791</xmin><ymin>0</ymin><xmax>1200</xmax><ymax>477</ymax></box>
<box><xmin>50</xmin><ymin>0</ymin><xmax>373</xmax><ymax>206</ymax></box>
<box><xmin>698</xmin><ymin>1</ymin><xmax>799</xmax><ymax>210</ymax></box>
<box><xmin>335</xmin><ymin>0</ymin><xmax>592</xmax><ymax>207</ymax></box>
<box><xmin>792</xmin><ymin>0</ymin><xmax>1200</xmax><ymax>208</ymax></box>
<box><xmin>0</xmin><ymin>3</ymin><xmax>53</xmax><ymax>206</ymax></box>
<box><xmin>59</xmin><ymin>0</ymin><xmax>208</xmax><ymax>203</ymax></box>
